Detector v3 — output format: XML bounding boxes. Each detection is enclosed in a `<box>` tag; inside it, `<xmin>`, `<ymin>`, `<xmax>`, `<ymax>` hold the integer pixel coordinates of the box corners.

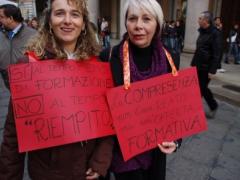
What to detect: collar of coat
<box><xmin>198</xmin><ymin>25</ymin><xmax>215</xmax><ymax>34</ymax></box>
<box><xmin>4</xmin><ymin>23</ymin><xmax>24</xmax><ymax>38</ymax></box>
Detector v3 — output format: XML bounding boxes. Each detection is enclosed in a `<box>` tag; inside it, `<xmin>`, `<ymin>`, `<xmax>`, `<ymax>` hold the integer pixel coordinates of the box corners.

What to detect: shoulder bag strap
<box><xmin>163</xmin><ymin>48</ymin><xmax>178</xmax><ymax>76</ymax></box>
<box><xmin>122</xmin><ymin>40</ymin><xmax>178</xmax><ymax>90</ymax></box>
<box><xmin>25</xmin><ymin>51</ymin><xmax>39</xmax><ymax>62</ymax></box>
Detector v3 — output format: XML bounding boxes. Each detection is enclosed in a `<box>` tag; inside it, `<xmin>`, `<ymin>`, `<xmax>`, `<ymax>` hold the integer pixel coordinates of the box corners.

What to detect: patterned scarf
<box><xmin>119</xmin><ymin>37</ymin><xmax>168</xmax><ymax>84</ymax></box>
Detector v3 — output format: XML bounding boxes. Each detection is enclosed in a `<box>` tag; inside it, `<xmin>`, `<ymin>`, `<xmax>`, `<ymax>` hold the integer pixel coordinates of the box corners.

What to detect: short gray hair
<box><xmin>123</xmin><ymin>0</ymin><xmax>164</xmax><ymax>36</ymax></box>
<box><xmin>200</xmin><ymin>11</ymin><xmax>213</xmax><ymax>25</ymax></box>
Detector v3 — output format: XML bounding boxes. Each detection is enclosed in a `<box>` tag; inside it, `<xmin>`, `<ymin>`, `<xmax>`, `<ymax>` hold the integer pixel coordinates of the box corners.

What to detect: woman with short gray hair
<box><xmin>100</xmin><ymin>0</ymin><xmax>181</xmax><ymax>179</ymax></box>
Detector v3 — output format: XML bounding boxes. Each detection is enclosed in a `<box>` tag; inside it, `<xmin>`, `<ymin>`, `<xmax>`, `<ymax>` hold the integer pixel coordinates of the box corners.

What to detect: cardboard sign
<box><xmin>9</xmin><ymin>58</ymin><xmax>115</xmax><ymax>152</ymax></box>
<box><xmin>107</xmin><ymin>67</ymin><xmax>207</xmax><ymax>161</ymax></box>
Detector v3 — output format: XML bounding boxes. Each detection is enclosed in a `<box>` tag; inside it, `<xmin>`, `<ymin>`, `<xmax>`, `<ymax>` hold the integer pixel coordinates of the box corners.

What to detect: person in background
<box><xmin>237</xmin><ymin>31</ymin><xmax>240</xmax><ymax>64</ymax></box>
<box><xmin>0</xmin><ymin>0</ymin><xmax>113</xmax><ymax>179</ymax></box>
<box><xmin>163</xmin><ymin>20</ymin><xmax>181</xmax><ymax>69</ymax></box>
<box><xmin>101</xmin><ymin>17</ymin><xmax>111</xmax><ymax>49</ymax></box>
<box><xmin>0</xmin><ymin>4</ymin><xmax>36</xmax><ymax>89</ymax></box>
<box><xmin>191</xmin><ymin>11</ymin><xmax>221</xmax><ymax>119</ymax></box>
<box><xmin>214</xmin><ymin>17</ymin><xmax>225</xmax><ymax>73</ymax></box>
<box><xmin>175</xmin><ymin>20</ymin><xmax>185</xmax><ymax>52</ymax></box>
<box><xmin>214</xmin><ymin>17</ymin><xmax>223</xmax><ymax>30</ymax></box>
<box><xmin>29</xmin><ymin>17</ymin><xmax>39</xmax><ymax>30</ymax></box>
<box><xmin>90</xmin><ymin>21</ymin><xmax>100</xmax><ymax>44</ymax></box>
<box><xmin>100</xmin><ymin>0</ymin><xmax>181</xmax><ymax>180</ymax></box>
<box><xmin>24</xmin><ymin>18</ymin><xmax>30</xmax><ymax>25</ymax></box>
<box><xmin>161</xmin><ymin>20</ymin><xmax>169</xmax><ymax>48</ymax></box>
<box><xmin>225</xmin><ymin>23</ymin><xmax>240</xmax><ymax>64</ymax></box>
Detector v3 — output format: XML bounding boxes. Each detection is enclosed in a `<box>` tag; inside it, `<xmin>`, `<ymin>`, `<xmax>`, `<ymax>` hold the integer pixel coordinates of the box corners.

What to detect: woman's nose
<box><xmin>136</xmin><ymin>19</ymin><xmax>143</xmax><ymax>29</ymax></box>
<box><xmin>64</xmin><ymin>14</ymin><xmax>72</xmax><ymax>24</ymax></box>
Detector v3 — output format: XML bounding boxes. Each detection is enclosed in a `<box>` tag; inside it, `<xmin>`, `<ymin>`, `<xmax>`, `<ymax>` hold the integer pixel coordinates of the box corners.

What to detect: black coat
<box><xmin>100</xmin><ymin>43</ymin><xmax>181</xmax><ymax>180</ymax></box>
<box><xmin>191</xmin><ymin>26</ymin><xmax>222</xmax><ymax>74</ymax></box>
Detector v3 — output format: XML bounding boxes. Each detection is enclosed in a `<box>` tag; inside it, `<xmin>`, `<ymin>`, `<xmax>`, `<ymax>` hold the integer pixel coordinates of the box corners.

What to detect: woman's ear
<box><xmin>48</xmin><ymin>23</ymin><xmax>54</xmax><ymax>35</ymax></box>
<box><xmin>82</xmin><ymin>23</ymin><xmax>86</xmax><ymax>31</ymax></box>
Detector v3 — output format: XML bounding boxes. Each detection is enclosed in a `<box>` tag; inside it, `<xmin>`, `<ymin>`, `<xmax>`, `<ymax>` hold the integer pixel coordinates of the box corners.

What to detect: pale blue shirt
<box><xmin>11</xmin><ymin>23</ymin><xmax>22</xmax><ymax>38</ymax></box>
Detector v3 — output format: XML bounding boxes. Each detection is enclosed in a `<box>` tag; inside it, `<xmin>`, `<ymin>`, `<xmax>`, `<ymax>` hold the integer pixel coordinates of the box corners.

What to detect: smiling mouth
<box><xmin>61</xmin><ymin>27</ymin><xmax>74</xmax><ymax>32</ymax></box>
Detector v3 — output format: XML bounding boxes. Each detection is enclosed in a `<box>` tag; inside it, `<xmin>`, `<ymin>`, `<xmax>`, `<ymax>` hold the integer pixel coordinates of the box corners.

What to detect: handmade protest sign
<box><xmin>107</xmin><ymin>67</ymin><xmax>207</xmax><ymax>161</ymax></box>
<box><xmin>9</xmin><ymin>58</ymin><xmax>115</xmax><ymax>152</ymax></box>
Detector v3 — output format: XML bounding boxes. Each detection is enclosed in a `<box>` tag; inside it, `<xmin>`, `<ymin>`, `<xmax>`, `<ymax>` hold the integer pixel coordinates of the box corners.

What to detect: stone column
<box><xmin>120</xmin><ymin>0</ymin><xmax>127</xmax><ymax>37</ymax></box>
<box><xmin>87</xmin><ymin>0</ymin><xmax>99</xmax><ymax>25</ymax></box>
<box><xmin>158</xmin><ymin>0</ymin><xmax>170</xmax><ymax>21</ymax></box>
<box><xmin>184</xmin><ymin>0</ymin><xmax>209</xmax><ymax>52</ymax></box>
<box><xmin>212</xmin><ymin>0</ymin><xmax>222</xmax><ymax>17</ymax></box>
<box><xmin>32</xmin><ymin>0</ymin><xmax>37</xmax><ymax>17</ymax></box>
<box><xmin>110</xmin><ymin>0</ymin><xmax>118</xmax><ymax>38</ymax></box>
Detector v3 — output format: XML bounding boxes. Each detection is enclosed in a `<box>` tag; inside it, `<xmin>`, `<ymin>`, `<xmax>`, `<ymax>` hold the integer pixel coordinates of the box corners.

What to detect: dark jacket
<box><xmin>0</xmin><ymin>50</ymin><xmax>114</xmax><ymax>180</ymax></box>
<box><xmin>191</xmin><ymin>26</ymin><xmax>221</xmax><ymax>74</ymax></box>
<box><xmin>162</xmin><ymin>26</ymin><xmax>181</xmax><ymax>70</ymax></box>
<box><xmin>228</xmin><ymin>28</ymin><xmax>239</xmax><ymax>43</ymax></box>
<box><xmin>100</xmin><ymin>44</ymin><xmax>181</xmax><ymax>180</ymax></box>
<box><xmin>215</xmin><ymin>26</ymin><xmax>224</xmax><ymax>65</ymax></box>
<box><xmin>236</xmin><ymin>33</ymin><xmax>240</xmax><ymax>45</ymax></box>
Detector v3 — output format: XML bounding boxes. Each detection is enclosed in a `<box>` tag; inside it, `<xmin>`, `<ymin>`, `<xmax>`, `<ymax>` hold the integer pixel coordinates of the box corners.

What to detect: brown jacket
<box><xmin>0</xmin><ymin>53</ymin><xmax>114</xmax><ymax>180</ymax></box>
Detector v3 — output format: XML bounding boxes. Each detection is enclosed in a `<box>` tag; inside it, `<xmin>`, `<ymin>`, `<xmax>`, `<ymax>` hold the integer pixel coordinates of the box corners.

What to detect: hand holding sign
<box><xmin>158</xmin><ymin>142</ymin><xmax>177</xmax><ymax>154</ymax></box>
<box><xmin>107</xmin><ymin>67</ymin><xmax>207</xmax><ymax>161</ymax></box>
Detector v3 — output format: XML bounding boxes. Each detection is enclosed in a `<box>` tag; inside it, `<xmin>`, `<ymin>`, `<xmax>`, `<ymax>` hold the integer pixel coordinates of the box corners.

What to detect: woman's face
<box><xmin>126</xmin><ymin>7</ymin><xmax>157</xmax><ymax>48</ymax></box>
<box><xmin>50</xmin><ymin>0</ymin><xmax>85</xmax><ymax>51</ymax></box>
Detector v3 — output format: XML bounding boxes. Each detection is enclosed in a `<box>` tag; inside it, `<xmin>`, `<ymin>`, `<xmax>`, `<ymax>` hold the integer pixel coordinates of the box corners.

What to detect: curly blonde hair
<box><xmin>25</xmin><ymin>0</ymin><xmax>100</xmax><ymax>60</ymax></box>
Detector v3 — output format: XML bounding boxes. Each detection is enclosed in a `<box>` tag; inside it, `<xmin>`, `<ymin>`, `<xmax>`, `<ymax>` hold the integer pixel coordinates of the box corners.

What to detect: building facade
<box><xmin>88</xmin><ymin>0</ymin><xmax>239</xmax><ymax>52</ymax></box>
<box><xmin>10</xmin><ymin>0</ymin><xmax>240</xmax><ymax>52</ymax></box>
<box><xmin>89</xmin><ymin>0</ymin><xmax>222</xmax><ymax>52</ymax></box>
<box><xmin>9</xmin><ymin>0</ymin><xmax>37</xmax><ymax>19</ymax></box>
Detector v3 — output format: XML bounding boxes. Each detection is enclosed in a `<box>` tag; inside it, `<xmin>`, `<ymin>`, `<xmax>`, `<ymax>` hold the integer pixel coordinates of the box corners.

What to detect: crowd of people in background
<box><xmin>213</xmin><ymin>17</ymin><xmax>240</xmax><ymax>73</ymax></box>
<box><xmin>1</xmin><ymin>11</ymin><xmax>239</xmax><ymax>69</ymax></box>
<box><xmin>225</xmin><ymin>23</ymin><xmax>240</xmax><ymax>65</ymax></box>
<box><xmin>161</xmin><ymin>17</ymin><xmax>240</xmax><ymax>71</ymax></box>
<box><xmin>0</xmin><ymin>16</ymin><xmax>39</xmax><ymax>32</ymax></box>
<box><xmin>97</xmin><ymin>17</ymin><xmax>111</xmax><ymax>49</ymax></box>
<box><xmin>162</xmin><ymin>19</ymin><xmax>185</xmax><ymax>69</ymax></box>
<box><xmin>214</xmin><ymin>17</ymin><xmax>225</xmax><ymax>73</ymax></box>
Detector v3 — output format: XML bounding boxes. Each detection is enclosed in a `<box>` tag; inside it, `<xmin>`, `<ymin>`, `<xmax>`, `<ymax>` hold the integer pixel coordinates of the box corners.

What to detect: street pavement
<box><xmin>0</xmin><ymin>50</ymin><xmax>239</xmax><ymax>180</ymax></box>
<box><xmin>180</xmin><ymin>53</ymin><xmax>240</xmax><ymax>107</ymax></box>
<box><xmin>166</xmin><ymin>53</ymin><xmax>240</xmax><ymax>180</ymax></box>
